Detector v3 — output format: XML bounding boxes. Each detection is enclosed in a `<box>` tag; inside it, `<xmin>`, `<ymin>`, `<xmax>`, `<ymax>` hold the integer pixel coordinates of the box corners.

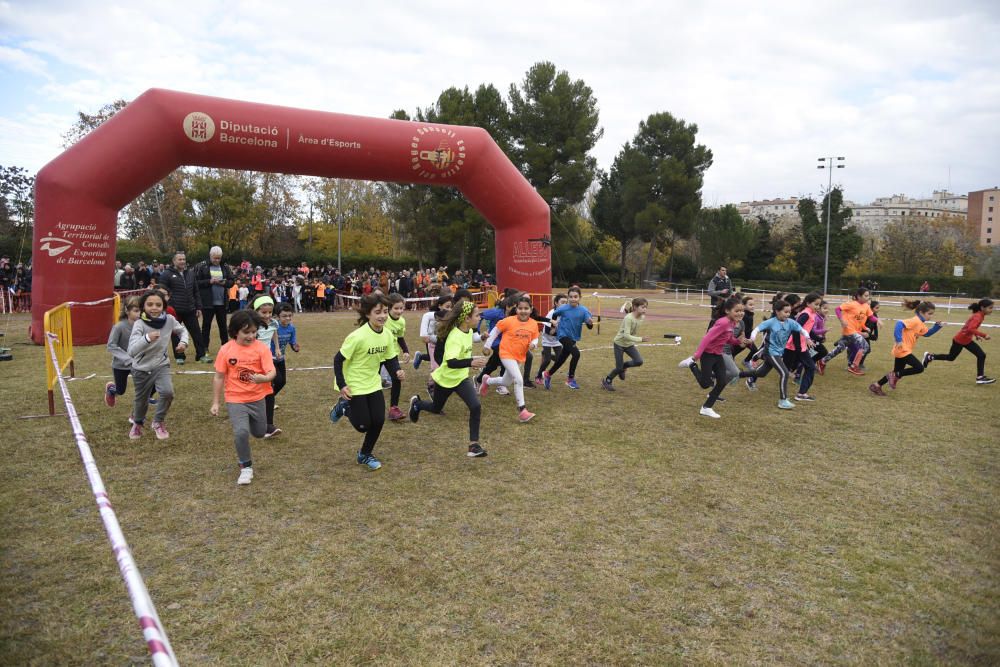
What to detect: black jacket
<box><xmin>159</xmin><ymin>266</ymin><xmax>200</xmax><ymax>312</ymax></box>
<box><xmin>194</xmin><ymin>260</ymin><xmax>235</xmax><ymax>307</ymax></box>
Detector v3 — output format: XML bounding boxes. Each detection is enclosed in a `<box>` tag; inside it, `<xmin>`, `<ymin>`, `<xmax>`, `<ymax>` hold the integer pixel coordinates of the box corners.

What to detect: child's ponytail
<box><xmin>969</xmin><ymin>298</ymin><xmax>994</xmax><ymax>312</ymax></box>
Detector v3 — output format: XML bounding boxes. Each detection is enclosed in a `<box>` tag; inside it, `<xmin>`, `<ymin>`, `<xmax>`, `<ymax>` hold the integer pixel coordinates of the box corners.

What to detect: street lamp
<box><xmin>816</xmin><ymin>156</ymin><xmax>846</xmax><ymax>295</ymax></box>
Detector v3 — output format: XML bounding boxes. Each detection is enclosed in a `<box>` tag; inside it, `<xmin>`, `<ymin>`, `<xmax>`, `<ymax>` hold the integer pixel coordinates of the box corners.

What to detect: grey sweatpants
<box><xmin>132</xmin><ymin>365</ymin><xmax>174</xmax><ymax>424</ymax></box>
<box><xmin>227</xmin><ymin>399</ymin><xmax>267</xmax><ymax>465</ymax></box>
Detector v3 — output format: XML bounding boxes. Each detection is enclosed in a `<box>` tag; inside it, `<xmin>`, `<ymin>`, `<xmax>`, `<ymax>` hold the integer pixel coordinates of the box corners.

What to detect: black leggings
<box><xmin>477</xmin><ymin>350</ymin><xmax>503</xmax><ymax>382</ymax></box>
<box><xmin>417</xmin><ymin>378</ymin><xmax>481</xmax><ymax>442</ymax></box>
<box><xmin>741</xmin><ymin>353</ymin><xmax>792</xmax><ymax>400</ymax></box>
<box><xmin>265</xmin><ymin>358</ymin><xmax>286</xmax><ymax>427</ymax></box>
<box><xmin>112</xmin><ymin>368</ymin><xmax>131</xmax><ymax>395</ymax></box>
<box><xmin>536</xmin><ymin>345</ymin><xmax>562</xmax><ymax>377</ymax></box>
<box><xmin>877</xmin><ymin>354</ymin><xmax>923</xmax><ymax>386</ymax></box>
<box><xmin>382</xmin><ymin>357</ymin><xmax>402</xmax><ymax>407</ymax></box>
<box><xmin>200</xmin><ymin>305</ymin><xmax>228</xmax><ymax>352</ymax></box>
<box><xmin>548</xmin><ymin>337</ymin><xmax>581</xmax><ymax>377</ymax></box>
<box><xmin>348</xmin><ymin>390</ymin><xmax>386</xmax><ymax>456</ymax></box>
<box><xmin>932</xmin><ymin>341</ymin><xmax>986</xmax><ymax>377</ymax></box>
<box><xmin>689</xmin><ymin>353</ymin><xmax>727</xmax><ymax>408</ymax></box>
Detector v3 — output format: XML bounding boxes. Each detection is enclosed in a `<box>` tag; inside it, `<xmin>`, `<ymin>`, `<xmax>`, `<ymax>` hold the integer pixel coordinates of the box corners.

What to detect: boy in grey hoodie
<box><xmin>127</xmin><ymin>291</ymin><xmax>189</xmax><ymax>440</ymax></box>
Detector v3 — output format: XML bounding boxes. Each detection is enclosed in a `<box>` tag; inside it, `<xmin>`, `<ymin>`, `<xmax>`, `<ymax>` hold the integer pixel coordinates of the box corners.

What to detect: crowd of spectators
<box><xmin>116</xmin><ymin>255</ymin><xmax>495</xmax><ymax>313</ymax></box>
<box><xmin>0</xmin><ymin>255</ymin><xmax>32</xmax><ymax>311</ymax></box>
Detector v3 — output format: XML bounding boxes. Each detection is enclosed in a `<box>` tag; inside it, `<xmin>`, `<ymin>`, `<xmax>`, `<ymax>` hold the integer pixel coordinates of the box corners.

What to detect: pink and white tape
<box><xmin>45</xmin><ymin>332</ymin><xmax>179</xmax><ymax>667</ymax></box>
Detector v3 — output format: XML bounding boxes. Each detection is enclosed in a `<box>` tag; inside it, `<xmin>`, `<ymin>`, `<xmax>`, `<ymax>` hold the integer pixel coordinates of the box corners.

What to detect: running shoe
<box><xmin>543</xmin><ymin>371</ymin><xmax>552</xmax><ymax>390</ymax></box>
<box><xmin>677</xmin><ymin>356</ymin><xmax>695</xmax><ymax>368</ymax></box>
<box><xmin>699</xmin><ymin>406</ymin><xmax>721</xmax><ymax>419</ymax></box>
<box><xmin>534</xmin><ymin>376</ymin><xmax>545</xmax><ymax>387</ymax></box>
<box><xmin>387</xmin><ymin>406</ymin><xmax>406</xmax><ymax>421</ymax></box>
<box><xmin>263</xmin><ymin>426</ymin><xmax>282</xmax><ymax>438</ymax></box>
<box><xmin>977</xmin><ymin>376</ymin><xmax>997</xmax><ymax>385</ymax></box>
<box><xmin>478</xmin><ymin>374</ymin><xmax>491</xmax><ymax>397</ymax></box>
<box><xmin>745</xmin><ymin>378</ymin><xmax>757</xmax><ymax>392</ymax></box>
<box><xmin>921</xmin><ymin>352</ymin><xmax>933</xmax><ymax>369</ymax></box>
<box><xmin>151</xmin><ymin>421</ymin><xmax>170</xmax><ymax>440</ymax></box>
<box><xmin>846</xmin><ymin>365</ymin><xmax>865</xmax><ymax>376</ymax></box>
<box><xmin>794</xmin><ymin>393</ymin><xmax>816</xmax><ymax>402</ymax></box>
<box><xmin>329</xmin><ymin>398</ymin><xmax>348</xmax><ymax>423</ymax></box>
<box><xmin>777</xmin><ymin>399</ymin><xmax>795</xmax><ymax>410</ymax></box>
<box><xmin>601</xmin><ymin>377</ymin><xmax>615</xmax><ymax>392</ymax></box>
<box><xmin>357</xmin><ymin>452</ymin><xmax>382</xmax><ymax>471</ymax></box>
<box><xmin>496</xmin><ymin>385</ymin><xmax>509</xmax><ymax>395</ymax></box>
<box><xmin>104</xmin><ymin>382</ymin><xmax>116</xmax><ymax>407</ymax></box>
<box><xmin>467</xmin><ymin>443</ymin><xmax>488</xmax><ymax>458</ymax></box>
<box><xmin>816</xmin><ymin>359</ymin><xmax>826</xmax><ymax>375</ymax></box>
<box><xmin>518</xmin><ymin>409</ymin><xmax>536</xmax><ymax>423</ymax></box>
<box><xmin>886</xmin><ymin>371</ymin><xmax>899</xmax><ymax>389</ymax></box>
<box><xmin>237</xmin><ymin>466</ymin><xmax>254</xmax><ymax>485</ymax></box>
<box><xmin>408</xmin><ymin>395</ymin><xmax>421</xmax><ymax>423</ymax></box>
<box><xmin>869</xmin><ymin>383</ymin><xmax>887</xmax><ymax>397</ymax></box>
<box><xmin>128</xmin><ymin>423</ymin><xmax>143</xmax><ymax>440</ymax></box>
<box><xmin>522</xmin><ymin>381</ymin><xmax>535</xmax><ymax>390</ymax></box>
<box><xmin>566</xmin><ymin>377</ymin><xmax>580</xmax><ymax>390</ymax></box>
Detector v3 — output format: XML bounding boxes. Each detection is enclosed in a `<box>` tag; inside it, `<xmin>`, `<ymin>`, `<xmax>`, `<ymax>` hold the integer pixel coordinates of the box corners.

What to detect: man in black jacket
<box><xmin>194</xmin><ymin>246</ymin><xmax>234</xmax><ymax>361</ymax></box>
<box><xmin>707</xmin><ymin>266</ymin><xmax>732</xmax><ymax>307</ymax></box>
<box><xmin>159</xmin><ymin>251</ymin><xmax>204</xmax><ymax>363</ymax></box>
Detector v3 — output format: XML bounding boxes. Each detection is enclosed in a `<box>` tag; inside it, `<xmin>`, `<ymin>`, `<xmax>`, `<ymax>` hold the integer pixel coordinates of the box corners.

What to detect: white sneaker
<box><xmin>496</xmin><ymin>385</ymin><xmax>509</xmax><ymax>395</ymax></box>
<box><xmin>237</xmin><ymin>467</ymin><xmax>253</xmax><ymax>485</ymax></box>
<box><xmin>699</xmin><ymin>406</ymin><xmax>721</xmax><ymax>419</ymax></box>
<box><xmin>678</xmin><ymin>356</ymin><xmax>695</xmax><ymax>368</ymax></box>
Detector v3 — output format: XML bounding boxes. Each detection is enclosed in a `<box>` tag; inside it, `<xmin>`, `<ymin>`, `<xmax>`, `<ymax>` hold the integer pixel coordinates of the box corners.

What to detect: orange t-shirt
<box><xmin>495</xmin><ymin>315</ymin><xmax>541</xmax><ymax>363</ymax></box>
<box><xmin>839</xmin><ymin>300</ymin><xmax>873</xmax><ymax>335</ymax></box>
<box><xmin>892</xmin><ymin>315</ymin><xmax>929</xmax><ymax>358</ymax></box>
<box><xmin>214</xmin><ymin>340</ymin><xmax>275</xmax><ymax>403</ymax></box>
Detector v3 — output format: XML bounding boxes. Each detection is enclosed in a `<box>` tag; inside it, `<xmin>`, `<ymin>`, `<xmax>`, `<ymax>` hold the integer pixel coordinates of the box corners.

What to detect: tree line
<box><xmin>3</xmin><ymin>60</ymin><xmax>997</xmax><ymax>288</ymax></box>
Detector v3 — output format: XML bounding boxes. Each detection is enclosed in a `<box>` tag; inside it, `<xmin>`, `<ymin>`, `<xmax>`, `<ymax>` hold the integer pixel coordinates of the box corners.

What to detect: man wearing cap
<box><xmin>195</xmin><ymin>245</ymin><xmax>234</xmax><ymax>362</ymax></box>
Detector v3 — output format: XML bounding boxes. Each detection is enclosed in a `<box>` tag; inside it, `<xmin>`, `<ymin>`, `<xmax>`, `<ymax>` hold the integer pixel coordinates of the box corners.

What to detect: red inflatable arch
<box><xmin>31</xmin><ymin>88</ymin><xmax>551</xmax><ymax>344</ymax></box>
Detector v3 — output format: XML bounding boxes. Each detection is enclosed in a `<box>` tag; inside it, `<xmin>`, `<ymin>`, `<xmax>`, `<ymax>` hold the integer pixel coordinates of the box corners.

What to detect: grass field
<box><xmin>1</xmin><ymin>290</ymin><xmax>998</xmax><ymax>665</ymax></box>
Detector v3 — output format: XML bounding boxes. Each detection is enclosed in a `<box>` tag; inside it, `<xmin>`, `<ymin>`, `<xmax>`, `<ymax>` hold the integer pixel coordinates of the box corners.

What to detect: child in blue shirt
<box><xmin>542</xmin><ymin>286</ymin><xmax>593</xmax><ymax>389</ymax></box>
<box><xmin>740</xmin><ymin>299</ymin><xmax>813</xmax><ymax>409</ymax></box>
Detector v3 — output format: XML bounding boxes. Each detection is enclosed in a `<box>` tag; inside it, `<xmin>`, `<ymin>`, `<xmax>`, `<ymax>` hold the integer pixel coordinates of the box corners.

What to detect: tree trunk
<box><xmin>643</xmin><ymin>238</ymin><xmax>657</xmax><ymax>284</ymax></box>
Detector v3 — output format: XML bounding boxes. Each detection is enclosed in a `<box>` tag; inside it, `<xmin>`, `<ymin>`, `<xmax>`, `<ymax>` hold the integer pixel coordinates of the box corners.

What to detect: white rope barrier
<box><xmin>44</xmin><ymin>332</ymin><xmax>179</xmax><ymax>667</ymax></box>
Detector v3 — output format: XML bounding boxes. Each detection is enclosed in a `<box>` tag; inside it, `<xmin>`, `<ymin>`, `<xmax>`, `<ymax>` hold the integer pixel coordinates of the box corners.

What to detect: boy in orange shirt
<box><xmin>210</xmin><ymin>310</ymin><xmax>277</xmax><ymax>485</ymax></box>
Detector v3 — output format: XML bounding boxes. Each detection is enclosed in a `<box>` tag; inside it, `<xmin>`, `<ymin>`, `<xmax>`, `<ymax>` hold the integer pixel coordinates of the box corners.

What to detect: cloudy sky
<box><xmin>1</xmin><ymin>0</ymin><xmax>998</xmax><ymax>206</ymax></box>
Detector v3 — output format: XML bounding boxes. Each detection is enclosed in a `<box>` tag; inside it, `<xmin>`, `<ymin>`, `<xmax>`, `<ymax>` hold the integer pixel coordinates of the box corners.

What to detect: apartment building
<box><xmin>850</xmin><ymin>190</ymin><xmax>967</xmax><ymax>235</ymax></box>
<box><xmin>968</xmin><ymin>187</ymin><xmax>999</xmax><ymax>246</ymax></box>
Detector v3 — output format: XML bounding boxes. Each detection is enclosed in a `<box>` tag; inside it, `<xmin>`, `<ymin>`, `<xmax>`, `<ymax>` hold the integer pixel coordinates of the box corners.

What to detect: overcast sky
<box><xmin>2</xmin><ymin>0</ymin><xmax>998</xmax><ymax>206</ymax></box>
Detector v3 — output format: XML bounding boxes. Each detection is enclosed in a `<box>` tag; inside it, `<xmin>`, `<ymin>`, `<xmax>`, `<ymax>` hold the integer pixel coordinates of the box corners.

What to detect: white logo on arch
<box><xmin>183</xmin><ymin>112</ymin><xmax>216</xmax><ymax>142</ymax></box>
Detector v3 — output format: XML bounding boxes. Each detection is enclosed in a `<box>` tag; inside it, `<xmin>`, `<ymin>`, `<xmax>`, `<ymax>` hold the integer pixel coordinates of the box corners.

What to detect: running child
<box><xmin>330</xmin><ymin>293</ymin><xmax>403</xmax><ymax>470</ymax></box>
<box><xmin>922</xmin><ymin>298</ymin><xmax>994</xmax><ymax>385</ymax></box>
<box><xmin>534</xmin><ymin>293</ymin><xmax>567</xmax><ymax>386</ymax></box>
<box><xmin>542</xmin><ymin>286</ymin><xmax>594</xmax><ymax>389</ymax></box>
<box><xmin>783</xmin><ymin>292</ymin><xmax>821</xmax><ymax>402</ymax></box>
<box><xmin>384</xmin><ymin>293</ymin><xmax>411</xmax><ymax>421</ymax></box>
<box><xmin>741</xmin><ymin>299</ymin><xmax>814</xmax><ymax>409</ymax></box>
<box><xmin>819</xmin><ymin>287</ymin><xmax>873</xmax><ymax>376</ymax></box>
<box><xmin>739</xmin><ymin>294</ymin><xmax>758</xmax><ymax>370</ymax></box>
<box><xmin>210</xmin><ymin>310</ymin><xmax>276</xmax><ymax>485</ymax></box>
<box><xmin>414</xmin><ymin>295</ymin><xmax>452</xmax><ymax>370</ymax></box>
<box><xmin>869</xmin><ymin>299</ymin><xmax>943</xmax><ymax>396</ymax></box>
<box><xmin>275</xmin><ymin>303</ymin><xmax>300</xmax><ymax>420</ymax></box>
<box><xmin>603</xmin><ymin>297</ymin><xmax>648</xmax><ymax>390</ymax></box>
<box><xmin>474</xmin><ymin>296</ymin><xmax>510</xmax><ymax>393</ymax></box>
<box><xmin>105</xmin><ymin>296</ymin><xmax>146</xmax><ymax>411</ymax></box>
<box><xmin>408</xmin><ymin>298</ymin><xmax>490</xmax><ymax>457</ymax></box>
<box><xmin>678</xmin><ymin>296</ymin><xmax>748</xmax><ymax>418</ymax></box>
<box><xmin>479</xmin><ymin>295</ymin><xmax>539</xmax><ymax>422</ymax></box>
<box><xmin>127</xmin><ymin>290</ymin><xmax>189</xmax><ymax>440</ymax></box>
<box><xmin>251</xmin><ymin>295</ymin><xmax>284</xmax><ymax>438</ymax></box>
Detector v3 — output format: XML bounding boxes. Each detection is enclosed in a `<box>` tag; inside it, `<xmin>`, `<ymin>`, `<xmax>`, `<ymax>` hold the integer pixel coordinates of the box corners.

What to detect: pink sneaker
<box><xmin>387</xmin><ymin>406</ymin><xmax>406</xmax><ymax>421</ymax></box>
<box><xmin>478</xmin><ymin>374</ymin><xmax>491</xmax><ymax>397</ymax></box>
<box><xmin>104</xmin><ymin>382</ymin><xmax>116</xmax><ymax>407</ymax></box>
<box><xmin>518</xmin><ymin>408</ymin><xmax>536</xmax><ymax>423</ymax></box>
<box><xmin>151</xmin><ymin>421</ymin><xmax>170</xmax><ymax>440</ymax></box>
<box><xmin>129</xmin><ymin>423</ymin><xmax>143</xmax><ymax>440</ymax></box>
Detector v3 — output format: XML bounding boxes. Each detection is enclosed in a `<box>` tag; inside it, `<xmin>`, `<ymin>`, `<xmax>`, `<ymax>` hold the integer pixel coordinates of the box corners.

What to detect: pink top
<box><xmin>695</xmin><ymin>317</ymin><xmax>741</xmax><ymax>359</ymax></box>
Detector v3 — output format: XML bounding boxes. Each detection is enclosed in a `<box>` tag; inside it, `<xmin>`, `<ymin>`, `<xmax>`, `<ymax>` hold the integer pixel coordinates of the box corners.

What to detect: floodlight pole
<box><xmin>816</xmin><ymin>156</ymin><xmax>846</xmax><ymax>295</ymax></box>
